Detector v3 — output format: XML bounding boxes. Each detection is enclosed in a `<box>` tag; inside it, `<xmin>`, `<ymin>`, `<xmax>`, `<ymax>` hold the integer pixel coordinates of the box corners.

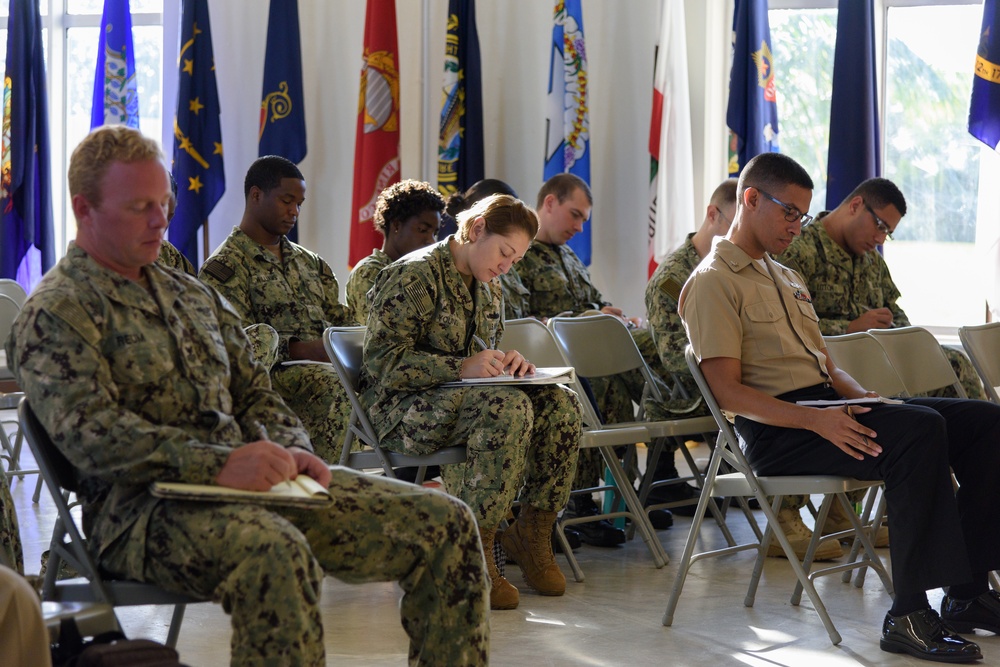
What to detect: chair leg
<box><xmin>164</xmin><ymin>603</ymin><xmax>187</xmax><ymax>648</ymax></box>
<box><xmin>662</xmin><ymin>451</ymin><xmax>725</xmax><ymax>627</ymax></box>
<box><xmin>753</xmin><ymin>493</ymin><xmax>844</xmax><ymax>645</ymax></box>
<box><xmin>554</xmin><ymin>518</ymin><xmax>584</xmax><ymax>583</ymax></box>
<box><xmin>600</xmin><ymin>447</ymin><xmax>667</xmax><ymax>568</ymax></box>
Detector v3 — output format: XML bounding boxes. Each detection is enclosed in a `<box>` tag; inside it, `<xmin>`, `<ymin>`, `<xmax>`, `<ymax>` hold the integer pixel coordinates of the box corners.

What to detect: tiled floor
<box><xmin>4</xmin><ymin>412</ymin><xmax>997</xmax><ymax>666</ymax></box>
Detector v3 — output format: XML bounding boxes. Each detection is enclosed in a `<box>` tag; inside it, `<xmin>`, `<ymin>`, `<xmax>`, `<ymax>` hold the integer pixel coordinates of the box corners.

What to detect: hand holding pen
<box><xmin>459</xmin><ymin>334</ymin><xmax>535</xmax><ymax>379</ymax></box>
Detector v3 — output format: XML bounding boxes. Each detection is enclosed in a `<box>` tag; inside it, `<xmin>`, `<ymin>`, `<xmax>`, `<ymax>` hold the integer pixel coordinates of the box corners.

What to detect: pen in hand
<box><xmin>472</xmin><ymin>334</ymin><xmax>507</xmax><ymax>375</ymax></box>
<box><xmin>253</xmin><ymin>421</ymin><xmax>270</xmax><ymax>442</ymax></box>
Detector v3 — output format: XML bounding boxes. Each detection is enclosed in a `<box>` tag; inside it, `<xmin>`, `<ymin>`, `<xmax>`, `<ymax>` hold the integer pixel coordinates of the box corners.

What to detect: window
<box><xmin>769</xmin><ymin>7</ymin><xmax>836</xmax><ymax>212</ymax></box>
<box><xmin>2</xmin><ymin>1</ymin><xmax>163</xmax><ymax>258</ymax></box>
<box><xmin>770</xmin><ymin>1</ymin><xmax>986</xmax><ymax>328</ymax></box>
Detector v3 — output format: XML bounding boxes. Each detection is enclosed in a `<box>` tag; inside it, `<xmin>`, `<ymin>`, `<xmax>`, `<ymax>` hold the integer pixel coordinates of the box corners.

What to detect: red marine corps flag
<box><xmin>349</xmin><ymin>0</ymin><xmax>401</xmax><ymax>267</ymax></box>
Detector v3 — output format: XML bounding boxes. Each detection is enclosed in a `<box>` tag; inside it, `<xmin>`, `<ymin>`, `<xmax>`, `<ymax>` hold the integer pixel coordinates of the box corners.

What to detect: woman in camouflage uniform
<box><xmin>361</xmin><ymin>194</ymin><xmax>582</xmax><ymax>610</ymax></box>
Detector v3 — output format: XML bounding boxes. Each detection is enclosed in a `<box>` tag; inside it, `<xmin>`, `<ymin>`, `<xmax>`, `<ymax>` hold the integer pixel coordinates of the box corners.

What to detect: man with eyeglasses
<box><xmin>647</xmin><ymin>177</ymin><xmax>847</xmax><ymax>562</ymax></box>
<box><xmin>779</xmin><ymin>177</ymin><xmax>985</xmax><ymax>401</ymax></box>
<box><xmin>680</xmin><ymin>152</ymin><xmax>1000</xmax><ymax>663</ymax></box>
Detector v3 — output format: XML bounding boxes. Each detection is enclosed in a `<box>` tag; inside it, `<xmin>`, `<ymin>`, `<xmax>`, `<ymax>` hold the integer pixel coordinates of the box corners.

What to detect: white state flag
<box><xmin>648</xmin><ymin>0</ymin><xmax>695</xmax><ymax>273</ymax></box>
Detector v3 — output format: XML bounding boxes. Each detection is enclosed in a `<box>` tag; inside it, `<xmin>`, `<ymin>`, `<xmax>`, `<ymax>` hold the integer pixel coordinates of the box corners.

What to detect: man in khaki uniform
<box><xmin>7</xmin><ymin>126</ymin><xmax>489</xmax><ymax>666</ymax></box>
<box><xmin>200</xmin><ymin>156</ymin><xmax>355</xmax><ymax>464</ymax></box>
<box><xmin>646</xmin><ymin>178</ymin><xmax>846</xmax><ymax>560</ymax></box>
<box><xmin>778</xmin><ymin>177</ymin><xmax>984</xmax><ymax>400</ymax></box>
<box><xmin>680</xmin><ymin>152</ymin><xmax>1000</xmax><ymax>663</ymax></box>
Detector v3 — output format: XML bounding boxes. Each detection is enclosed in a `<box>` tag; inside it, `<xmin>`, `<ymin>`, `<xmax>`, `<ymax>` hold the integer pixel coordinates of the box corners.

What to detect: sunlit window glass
<box><xmin>883</xmin><ymin>4</ymin><xmax>981</xmax><ymax>326</ymax></box>
<box><xmin>769</xmin><ymin>8</ymin><xmax>836</xmax><ymax>211</ymax></box>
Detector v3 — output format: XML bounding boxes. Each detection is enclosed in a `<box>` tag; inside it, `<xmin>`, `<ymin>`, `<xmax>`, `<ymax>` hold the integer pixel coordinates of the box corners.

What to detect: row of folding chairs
<box><xmin>324</xmin><ymin>315</ymin><xmax>719</xmax><ymax>582</ymax></box>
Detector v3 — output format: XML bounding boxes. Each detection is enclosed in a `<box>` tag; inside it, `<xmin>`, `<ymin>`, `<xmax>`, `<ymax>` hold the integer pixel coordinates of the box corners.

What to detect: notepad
<box><xmin>440</xmin><ymin>366</ymin><xmax>576</xmax><ymax>387</ymax></box>
<box><xmin>795</xmin><ymin>396</ymin><xmax>904</xmax><ymax>407</ymax></box>
<box><xmin>151</xmin><ymin>476</ymin><xmax>332</xmax><ymax>507</ymax></box>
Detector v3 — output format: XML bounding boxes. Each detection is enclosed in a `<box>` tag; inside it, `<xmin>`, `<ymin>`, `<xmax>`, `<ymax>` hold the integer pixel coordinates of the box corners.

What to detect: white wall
<box><xmin>190</xmin><ymin>0</ymin><xmax>730</xmax><ymax>317</ymax></box>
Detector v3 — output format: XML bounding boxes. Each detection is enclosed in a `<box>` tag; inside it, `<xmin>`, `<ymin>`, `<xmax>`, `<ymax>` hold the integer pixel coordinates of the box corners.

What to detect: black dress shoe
<box><xmin>564</xmin><ymin>497</ymin><xmax>625</xmax><ymax>547</ymax></box>
<box><xmin>647</xmin><ymin>482</ymin><xmax>702</xmax><ymax>516</ymax></box>
<box><xmin>942</xmin><ymin>590</ymin><xmax>1000</xmax><ymax>635</ymax></box>
<box><xmin>880</xmin><ymin>609</ymin><xmax>982</xmax><ymax>663</ymax></box>
<box><xmin>648</xmin><ymin>508</ymin><xmax>673</xmax><ymax>530</ymax></box>
<box><xmin>552</xmin><ymin>526</ymin><xmax>582</xmax><ymax>553</ymax></box>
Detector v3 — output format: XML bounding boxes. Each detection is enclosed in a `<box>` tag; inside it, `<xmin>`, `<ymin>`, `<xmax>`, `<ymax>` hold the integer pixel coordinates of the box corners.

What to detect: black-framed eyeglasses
<box><xmin>864</xmin><ymin>202</ymin><xmax>894</xmax><ymax>241</ymax></box>
<box><xmin>756</xmin><ymin>188</ymin><xmax>814</xmax><ymax>226</ymax></box>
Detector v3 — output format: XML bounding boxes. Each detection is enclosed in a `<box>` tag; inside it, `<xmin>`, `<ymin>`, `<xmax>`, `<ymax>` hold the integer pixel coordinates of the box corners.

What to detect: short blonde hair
<box><xmin>455</xmin><ymin>194</ymin><xmax>538</xmax><ymax>243</ymax></box>
<box><xmin>68</xmin><ymin>126</ymin><xmax>165</xmax><ymax>208</ymax></box>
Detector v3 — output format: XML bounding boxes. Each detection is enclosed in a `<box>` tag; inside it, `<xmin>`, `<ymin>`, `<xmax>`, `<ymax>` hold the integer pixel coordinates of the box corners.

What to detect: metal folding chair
<box><xmin>868</xmin><ymin>326</ymin><xmax>966</xmax><ymax>397</ymax></box>
<box><xmin>663</xmin><ymin>347</ymin><xmax>893</xmax><ymax>645</ymax></box>
<box><xmin>19</xmin><ymin>398</ymin><xmax>202</xmax><ymax>648</ymax></box>
<box><xmin>323</xmin><ymin>327</ymin><xmax>467</xmax><ymax>480</ymax></box>
<box><xmin>958</xmin><ymin>322</ymin><xmax>1000</xmax><ymax>403</ymax></box>
<box><xmin>547</xmin><ymin>315</ymin><xmax>719</xmax><ymax>521</ymax></box>
<box><xmin>502</xmin><ymin>318</ymin><xmax>666</xmax><ymax>580</ymax></box>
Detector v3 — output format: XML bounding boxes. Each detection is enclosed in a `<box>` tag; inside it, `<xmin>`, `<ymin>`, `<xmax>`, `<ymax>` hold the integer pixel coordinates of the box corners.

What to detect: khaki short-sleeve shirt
<box><xmin>679</xmin><ymin>238</ymin><xmax>829</xmax><ymax>397</ymax></box>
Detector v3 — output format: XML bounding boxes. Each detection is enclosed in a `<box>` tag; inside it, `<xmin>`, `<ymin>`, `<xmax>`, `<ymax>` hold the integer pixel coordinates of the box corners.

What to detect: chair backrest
<box><xmin>549</xmin><ymin>314</ymin><xmax>644</xmax><ymax>378</ymax></box>
<box><xmin>18</xmin><ymin>397</ymin><xmax>79</xmax><ymax>494</ymax></box>
<box><xmin>959</xmin><ymin>322</ymin><xmax>1000</xmax><ymax>403</ymax></box>
<box><xmin>502</xmin><ymin>318</ymin><xmax>603</xmax><ymax>428</ymax></box>
<box><xmin>549</xmin><ymin>314</ymin><xmax>665</xmax><ymax>408</ymax></box>
<box><xmin>0</xmin><ymin>293</ymin><xmax>20</xmax><ymax>338</ymax></box>
<box><xmin>868</xmin><ymin>326</ymin><xmax>964</xmax><ymax>397</ymax></box>
<box><xmin>323</xmin><ymin>326</ymin><xmax>467</xmax><ymax>475</ymax></box>
<box><xmin>18</xmin><ymin>398</ymin><xmax>111</xmax><ymax>597</ymax></box>
<box><xmin>681</xmin><ymin>347</ymin><xmax>761</xmax><ymax>485</ymax></box>
<box><xmin>500</xmin><ymin>318</ymin><xmax>569</xmax><ymax>368</ymax></box>
<box><xmin>0</xmin><ymin>294</ymin><xmax>19</xmax><ymax>381</ymax></box>
<box><xmin>823</xmin><ymin>332</ymin><xmax>907</xmax><ymax>398</ymax></box>
<box><xmin>0</xmin><ymin>279</ymin><xmax>26</xmax><ymax>309</ymax></box>
<box><xmin>322</xmin><ymin>326</ymin><xmax>380</xmax><ymax>455</ymax></box>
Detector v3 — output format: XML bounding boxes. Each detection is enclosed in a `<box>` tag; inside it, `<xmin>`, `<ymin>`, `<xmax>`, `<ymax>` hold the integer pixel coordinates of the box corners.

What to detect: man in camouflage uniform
<box><xmin>361</xmin><ymin>204</ymin><xmax>582</xmax><ymax>610</ymax></box>
<box><xmin>779</xmin><ymin>177</ymin><xmax>985</xmax><ymax>401</ymax></box>
<box><xmin>510</xmin><ymin>174</ymin><xmax>674</xmax><ymax>542</ymax></box>
<box><xmin>346</xmin><ymin>179</ymin><xmax>444</xmax><ymax>325</ymax></box>
<box><xmin>6</xmin><ymin>126</ymin><xmax>489</xmax><ymax>666</ymax></box>
<box><xmin>646</xmin><ymin>179</ymin><xmax>846</xmax><ymax>560</ymax></box>
<box><xmin>200</xmin><ymin>156</ymin><xmax>356</xmax><ymax>464</ymax></box>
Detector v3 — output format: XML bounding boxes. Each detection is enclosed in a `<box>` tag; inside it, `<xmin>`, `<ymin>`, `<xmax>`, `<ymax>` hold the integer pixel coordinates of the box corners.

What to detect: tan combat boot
<box><xmin>479</xmin><ymin>526</ymin><xmax>519</xmax><ymax>610</ymax></box>
<box><xmin>500</xmin><ymin>505</ymin><xmax>566</xmax><ymax>595</ymax></box>
<box><xmin>822</xmin><ymin>500</ymin><xmax>890</xmax><ymax>548</ymax></box>
<box><xmin>766</xmin><ymin>507</ymin><xmax>843</xmax><ymax>561</ymax></box>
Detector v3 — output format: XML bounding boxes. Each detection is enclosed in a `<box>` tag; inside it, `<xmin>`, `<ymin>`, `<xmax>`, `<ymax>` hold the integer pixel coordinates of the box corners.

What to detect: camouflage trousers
<box><xmin>0</xmin><ymin>472</ymin><xmax>22</xmax><ymax>573</ymax></box>
<box><xmin>99</xmin><ymin>468</ymin><xmax>489</xmax><ymax>667</ymax></box>
<box><xmin>271</xmin><ymin>363</ymin><xmax>352</xmax><ymax>465</ymax></box>
<box><xmin>382</xmin><ymin>384</ymin><xmax>581</xmax><ymax>530</ymax></box>
<box><xmin>243</xmin><ymin>323</ymin><xmax>280</xmax><ymax>371</ymax></box>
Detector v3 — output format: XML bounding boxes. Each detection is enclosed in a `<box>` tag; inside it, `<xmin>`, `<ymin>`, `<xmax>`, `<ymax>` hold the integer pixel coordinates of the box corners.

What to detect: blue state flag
<box><xmin>1</xmin><ymin>0</ymin><xmax>55</xmax><ymax>293</ymax></box>
<box><xmin>970</xmin><ymin>0</ymin><xmax>1000</xmax><ymax>150</ymax></box>
<box><xmin>259</xmin><ymin>0</ymin><xmax>306</xmax><ymax>243</ymax></box>
<box><xmin>90</xmin><ymin>0</ymin><xmax>139</xmax><ymax>129</ymax></box>
<box><xmin>170</xmin><ymin>0</ymin><xmax>225</xmax><ymax>268</ymax></box>
<box><xmin>437</xmin><ymin>0</ymin><xmax>484</xmax><ymax>239</ymax></box>
<box><xmin>826</xmin><ymin>0</ymin><xmax>880</xmax><ymax>208</ymax></box>
<box><xmin>544</xmin><ymin>0</ymin><xmax>592</xmax><ymax>265</ymax></box>
<box><xmin>726</xmin><ymin>0</ymin><xmax>779</xmax><ymax>177</ymax></box>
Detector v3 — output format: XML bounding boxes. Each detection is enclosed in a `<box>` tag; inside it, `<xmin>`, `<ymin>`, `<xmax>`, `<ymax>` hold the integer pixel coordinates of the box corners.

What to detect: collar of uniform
<box><xmin>231</xmin><ymin>226</ymin><xmax>302</xmax><ymax>265</ymax></box>
<box><xmin>713</xmin><ymin>238</ymin><xmax>756</xmax><ymax>273</ymax></box>
<box><xmin>64</xmin><ymin>242</ymin><xmax>164</xmax><ymax>314</ymax></box>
